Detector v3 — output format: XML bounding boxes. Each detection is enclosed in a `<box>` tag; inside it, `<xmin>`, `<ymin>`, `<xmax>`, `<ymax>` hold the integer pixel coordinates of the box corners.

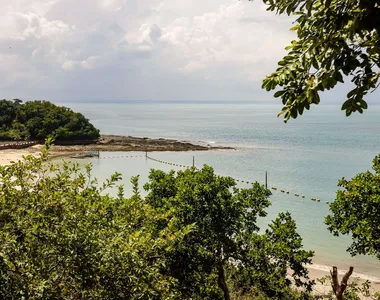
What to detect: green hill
<box><xmin>0</xmin><ymin>99</ymin><xmax>100</xmax><ymax>141</ymax></box>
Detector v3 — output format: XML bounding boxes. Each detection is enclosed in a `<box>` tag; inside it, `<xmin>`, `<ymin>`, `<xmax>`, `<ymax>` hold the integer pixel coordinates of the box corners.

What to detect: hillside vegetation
<box><xmin>0</xmin><ymin>99</ymin><xmax>100</xmax><ymax>141</ymax></box>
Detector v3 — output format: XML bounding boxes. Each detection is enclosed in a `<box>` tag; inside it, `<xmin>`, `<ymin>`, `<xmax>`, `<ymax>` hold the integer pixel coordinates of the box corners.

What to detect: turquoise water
<box><xmin>60</xmin><ymin>102</ymin><xmax>380</xmax><ymax>278</ymax></box>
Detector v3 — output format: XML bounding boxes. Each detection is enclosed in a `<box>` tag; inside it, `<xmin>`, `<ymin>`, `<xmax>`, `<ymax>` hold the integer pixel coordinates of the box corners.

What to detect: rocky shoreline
<box><xmin>0</xmin><ymin>135</ymin><xmax>233</xmax><ymax>165</ymax></box>
<box><xmin>51</xmin><ymin>135</ymin><xmax>233</xmax><ymax>153</ymax></box>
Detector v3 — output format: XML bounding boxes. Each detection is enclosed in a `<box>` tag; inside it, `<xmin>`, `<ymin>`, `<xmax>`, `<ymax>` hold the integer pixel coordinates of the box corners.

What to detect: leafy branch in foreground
<box><xmin>0</xmin><ymin>144</ymin><xmax>187</xmax><ymax>299</ymax></box>
<box><xmin>255</xmin><ymin>0</ymin><xmax>380</xmax><ymax>122</ymax></box>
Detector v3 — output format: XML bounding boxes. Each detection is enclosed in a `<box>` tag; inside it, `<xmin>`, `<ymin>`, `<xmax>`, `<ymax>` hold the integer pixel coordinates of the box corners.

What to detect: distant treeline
<box><xmin>0</xmin><ymin>99</ymin><xmax>100</xmax><ymax>141</ymax></box>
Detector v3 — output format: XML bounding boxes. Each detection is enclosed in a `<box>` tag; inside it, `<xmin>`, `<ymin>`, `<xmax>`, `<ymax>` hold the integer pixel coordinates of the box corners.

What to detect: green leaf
<box><xmin>359</xmin><ymin>100</ymin><xmax>368</xmax><ymax>109</ymax></box>
<box><xmin>341</xmin><ymin>100</ymin><xmax>351</xmax><ymax>110</ymax></box>
<box><xmin>259</xmin><ymin>0</ymin><xmax>379</xmax><ymax>121</ymax></box>
<box><xmin>274</xmin><ymin>90</ymin><xmax>286</xmax><ymax>98</ymax></box>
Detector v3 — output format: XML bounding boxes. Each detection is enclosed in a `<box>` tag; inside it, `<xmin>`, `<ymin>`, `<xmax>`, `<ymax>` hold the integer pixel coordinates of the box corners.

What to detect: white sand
<box><xmin>0</xmin><ymin>145</ymin><xmax>43</xmax><ymax>166</ymax></box>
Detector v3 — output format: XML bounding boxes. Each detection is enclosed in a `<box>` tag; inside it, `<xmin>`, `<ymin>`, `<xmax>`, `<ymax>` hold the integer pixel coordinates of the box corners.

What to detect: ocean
<box><xmin>58</xmin><ymin>101</ymin><xmax>380</xmax><ymax>279</ymax></box>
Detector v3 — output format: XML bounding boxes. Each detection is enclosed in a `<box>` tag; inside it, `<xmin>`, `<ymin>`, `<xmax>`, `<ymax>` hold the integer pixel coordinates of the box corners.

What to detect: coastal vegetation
<box><xmin>256</xmin><ymin>1</ymin><xmax>380</xmax><ymax>299</ymax></box>
<box><xmin>258</xmin><ymin>0</ymin><xmax>380</xmax><ymax>122</ymax></box>
<box><xmin>0</xmin><ymin>99</ymin><xmax>100</xmax><ymax>141</ymax></box>
<box><xmin>326</xmin><ymin>155</ymin><xmax>380</xmax><ymax>259</ymax></box>
<box><xmin>0</xmin><ymin>142</ymin><xmax>313</xmax><ymax>300</ymax></box>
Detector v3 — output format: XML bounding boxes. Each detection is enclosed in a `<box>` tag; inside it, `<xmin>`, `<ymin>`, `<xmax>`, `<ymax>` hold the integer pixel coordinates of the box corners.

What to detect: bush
<box><xmin>0</xmin><ymin>143</ymin><xmax>185</xmax><ymax>299</ymax></box>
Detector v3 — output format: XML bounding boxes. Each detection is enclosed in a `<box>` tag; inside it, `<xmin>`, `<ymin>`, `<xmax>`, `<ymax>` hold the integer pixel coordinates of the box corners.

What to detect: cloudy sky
<box><xmin>1</xmin><ymin>0</ymin><xmax>299</xmax><ymax>102</ymax></box>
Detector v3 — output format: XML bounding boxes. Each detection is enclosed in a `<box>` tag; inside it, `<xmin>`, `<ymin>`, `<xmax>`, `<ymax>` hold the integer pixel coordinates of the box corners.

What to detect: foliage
<box><xmin>325</xmin><ymin>155</ymin><xmax>380</xmax><ymax>259</ymax></box>
<box><xmin>0</xmin><ymin>99</ymin><xmax>100</xmax><ymax>141</ymax></box>
<box><xmin>316</xmin><ymin>275</ymin><xmax>380</xmax><ymax>300</ymax></box>
<box><xmin>230</xmin><ymin>285</ymin><xmax>312</xmax><ymax>300</ymax></box>
<box><xmin>257</xmin><ymin>0</ymin><xmax>380</xmax><ymax>122</ymax></box>
<box><xmin>144</xmin><ymin>166</ymin><xmax>314</xmax><ymax>299</ymax></box>
<box><xmin>0</xmin><ymin>142</ymin><xmax>315</xmax><ymax>299</ymax></box>
<box><xmin>0</xmin><ymin>142</ymin><xmax>187</xmax><ymax>299</ymax></box>
<box><xmin>228</xmin><ymin>212</ymin><xmax>314</xmax><ymax>299</ymax></box>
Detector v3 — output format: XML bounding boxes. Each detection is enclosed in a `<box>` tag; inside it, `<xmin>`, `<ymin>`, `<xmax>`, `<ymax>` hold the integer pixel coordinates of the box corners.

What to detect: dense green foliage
<box><xmin>0</xmin><ymin>144</ymin><xmax>314</xmax><ymax>299</ymax></box>
<box><xmin>0</xmin><ymin>144</ymin><xmax>185</xmax><ymax>299</ymax></box>
<box><xmin>257</xmin><ymin>0</ymin><xmax>380</xmax><ymax>122</ymax></box>
<box><xmin>0</xmin><ymin>99</ymin><xmax>100</xmax><ymax>141</ymax></box>
<box><xmin>325</xmin><ymin>155</ymin><xmax>380</xmax><ymax>259</ymax></box>
<box><xmin>143</xmin><ymin>166</ymin><xmax>314</xmax><ymax>299</ymax></box>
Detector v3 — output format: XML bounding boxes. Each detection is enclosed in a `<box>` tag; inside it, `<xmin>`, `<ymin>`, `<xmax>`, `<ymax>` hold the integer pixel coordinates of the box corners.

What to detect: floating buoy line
<box><xmin>98</xmin><ymin>155</ymin><xmax>145</xmax><ymax>159</ymax></box>
<box><xmin>92</xmin><ymin>153</ymin><xmax>330</xmax><ymax>205</ymax></box>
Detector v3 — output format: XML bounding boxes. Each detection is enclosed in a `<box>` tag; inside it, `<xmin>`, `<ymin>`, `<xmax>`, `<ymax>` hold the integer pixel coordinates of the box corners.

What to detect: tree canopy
<box><xmin>258</xmin><ymin>0</ymin><xmax>380</xmax><ymax>122</ymax></box>
<box><xmin>325</xmin><ymin>155</ymin><xmax>380</xmax><ymax>260</ymax></box>
<box><xmin>0</xmin><ymin>99</ymin><xmax>100</xmax><ymax>141</ymax></box>
<box><xmin>143</xmin><ymin>166</ymin><xmax>314</xmax><ymax>299</ymax></box>
<box><xmin>0</xmin><ymin>144</ymin><xmax>314</xmax><ymax>299</ymax></box>
<box><xmin>0</xmin><ymin>145</ymin><xmax>184</xmax><ymax>299</ymax></box>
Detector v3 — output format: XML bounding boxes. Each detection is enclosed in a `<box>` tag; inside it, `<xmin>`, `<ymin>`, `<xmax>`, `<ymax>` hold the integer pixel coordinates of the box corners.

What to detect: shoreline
<box><xmin>0</xmin><ymin>135</ymin><xmax>234</xmax><ymax>166</ymax></box>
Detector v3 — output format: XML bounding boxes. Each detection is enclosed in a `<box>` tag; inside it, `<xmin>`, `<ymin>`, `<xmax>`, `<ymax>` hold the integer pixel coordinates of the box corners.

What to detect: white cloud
<box><xmin>100</xmin><ymin>0</ymin><xmax>127</xmax><ymax>12</ymax></box>
<box><xmin>0</xmin><ymin>0</ymin><xmax>296</xmax><ymax>101</ymax></box>
<box><xmin>61</xmin><ymin>60</ymin><xmax>74</xmax><ymax>70</ymax></box>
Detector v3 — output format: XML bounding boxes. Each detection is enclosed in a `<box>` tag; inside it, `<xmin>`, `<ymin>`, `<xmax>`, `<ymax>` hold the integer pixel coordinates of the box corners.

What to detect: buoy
<box><xmin>286</xmin><ymin>191</ymin><xmax>289</xmax><ymax>194</ymax></box>
<box><xmin>246</xmin><ymin>181</ymin><xmax>249</xmax><ymax>184</ymax></box>
<box><xmin>302</xmin><ymin>195</ymin><xmax>305</xmax><ymax>198</ymax></box>
<box><xmin>317</xmin><ymin>199</ymin><xmax>320</xmax><ymax>202</ymax></box>
<box><xmin>326</xmin><ymin>201</ymin><xmax>330</xmax><ymax>204</ymax></box>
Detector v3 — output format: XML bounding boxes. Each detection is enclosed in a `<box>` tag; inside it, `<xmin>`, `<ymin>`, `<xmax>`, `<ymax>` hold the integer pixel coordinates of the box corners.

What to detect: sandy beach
<box><xmin>0</xmin><ymin>145</ymin><xmax>43</xmax><ymax>166</ymax></box>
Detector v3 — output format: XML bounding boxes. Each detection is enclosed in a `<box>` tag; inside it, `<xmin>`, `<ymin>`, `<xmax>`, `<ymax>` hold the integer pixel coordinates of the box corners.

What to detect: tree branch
<box><xmin>330</xmin><ymin>266</ymin><xmax>354</xmax><ymax>300</ymax></box>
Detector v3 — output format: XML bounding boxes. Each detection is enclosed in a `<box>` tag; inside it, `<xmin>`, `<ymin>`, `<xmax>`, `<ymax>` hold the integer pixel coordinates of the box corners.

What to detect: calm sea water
<box><xmin>59</xmin><ymin>102</ymin><xmax>380</xmax><ymax>278</ymax></box>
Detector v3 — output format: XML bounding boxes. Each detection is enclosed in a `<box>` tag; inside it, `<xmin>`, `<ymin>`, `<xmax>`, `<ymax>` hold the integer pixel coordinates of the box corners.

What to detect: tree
<box><xmin>0</xmin><ymin>142</ymin><xmax>315</xmax><ymax>299</ymax></box>
<box><xmin>0</xmin><ymin>100</ymin><xmax>17</xmax><ymax>127</ymax></box>
<box><xmin>0</xmin><ymin>100</ymin><xmax>100</xmax><ymax>141</ymax></box>
<box><xmin>0</xmin><ymin>142</ymin><xmax>188</xmax><ymax>299</ymax></box>
<box><xmin>257</xmin><ymin>0</ymin><xmax>380</xmax><ymax>122</ymax></box>
<box><xmin>325</xmin><ymin>155</ymin><xmax>380</xmax><ymax>259</ymax></box>
<box><xmin>144</xmin><ymin>166</ymin><xmax>314</xmax><ymax>300</ymax></box>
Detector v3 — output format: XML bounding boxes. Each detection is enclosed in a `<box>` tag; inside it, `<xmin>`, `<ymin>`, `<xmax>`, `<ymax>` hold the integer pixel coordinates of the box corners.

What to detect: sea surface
<box><xmin>58</xmin><ymin>101</ymin><xmax>380</xmax><ymax>279</ymax></box>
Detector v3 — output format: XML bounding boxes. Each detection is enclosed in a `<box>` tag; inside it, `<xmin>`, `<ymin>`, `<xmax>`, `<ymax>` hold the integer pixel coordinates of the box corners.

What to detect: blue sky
<box><xmin>0</xmin><ymin>0</ymin><xmax>377</xmax><ymax>104</ymax></box>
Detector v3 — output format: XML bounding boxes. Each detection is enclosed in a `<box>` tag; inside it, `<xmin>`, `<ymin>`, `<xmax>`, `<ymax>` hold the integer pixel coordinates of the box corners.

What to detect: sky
<box><xmin>0</xmin><ymin>0</ymin><xmax>301</xmax><ymax>102</ymax></box>
<box><xmin>1</xmin><ymin>0</ymin><xmax>375</xmax><ymax>104</ymax></box>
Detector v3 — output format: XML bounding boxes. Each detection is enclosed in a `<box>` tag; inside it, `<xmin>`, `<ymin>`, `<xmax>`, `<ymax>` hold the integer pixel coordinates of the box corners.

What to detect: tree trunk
<box><xmin>217</xmin><ymin>262</ymin><xmax>231</xmax><ymax>300</ymax></box>
<box><xmin>330</xmin><ymin>266</ymin><xmax>354</xmax><ymax>300</ymax></box>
